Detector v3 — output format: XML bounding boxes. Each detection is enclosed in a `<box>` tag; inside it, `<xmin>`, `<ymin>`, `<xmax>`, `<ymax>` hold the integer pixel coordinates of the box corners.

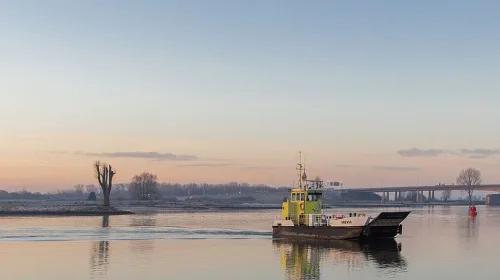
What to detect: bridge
<box><xmin>336</xmin><ymin>184</ymin><xmax>500</xmax><ymax>202</ymax></box>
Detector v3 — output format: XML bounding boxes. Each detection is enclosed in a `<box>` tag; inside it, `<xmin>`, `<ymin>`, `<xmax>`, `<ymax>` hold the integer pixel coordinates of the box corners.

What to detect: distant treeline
<box><xmin>156</xmin><ymin>182</ymin><xmax>289</xmax><ymax>197</ymax></box>
<box><xmin>0</xmin><ymin>189</ymin><xmax>46</xmax><ymax>199</ymax></box>
<box><xmin>0</xmin><ymin>188</ymin><xmax>90</xmax><ymax>200</ymax></box>
<box><xmin>110</xmin><ymin>182</ymin><xmax>290</xmax><ymax>200</ymax></box>
<box><xmin>0</xmin><ymin>182</ymin><xmax>290</xmax><ymax>200</ymax></box>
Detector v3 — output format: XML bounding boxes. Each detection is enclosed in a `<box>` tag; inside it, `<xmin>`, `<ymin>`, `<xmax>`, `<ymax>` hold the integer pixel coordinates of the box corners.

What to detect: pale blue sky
<box><xmin>1</xmin><ymin>1</ymin><xmax>499</xmax><ymax>189</ymax></box>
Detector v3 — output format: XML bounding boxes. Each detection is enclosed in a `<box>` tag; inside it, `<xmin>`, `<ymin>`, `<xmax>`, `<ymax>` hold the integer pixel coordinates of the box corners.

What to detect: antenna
<box><xmin>297</xmin><ymin>151</ymin><xmax>304</xmax><ymax>190</ymax></box>
<box><xmin>304</xmin><ymin>156</ymin><xmax>306</xmax><ymax>172</ymax></box>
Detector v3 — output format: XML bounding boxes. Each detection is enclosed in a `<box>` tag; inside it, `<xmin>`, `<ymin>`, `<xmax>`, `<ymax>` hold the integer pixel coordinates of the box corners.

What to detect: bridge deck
<box><xmin>344</xmin><ymin>184</ymin><xmax>500</xmax><ymax>192</ymax></box>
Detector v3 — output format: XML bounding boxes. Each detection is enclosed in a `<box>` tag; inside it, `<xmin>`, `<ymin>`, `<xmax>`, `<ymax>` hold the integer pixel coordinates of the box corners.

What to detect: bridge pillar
<box><xmin>428</xmin><ymin>190</ymin><xmax>431</xmax><ymax>202</ymax></box>
<box><xmin>432</xmin><ymin>190</ymin><xmax>435</xmax><ymax>200</ymax></box>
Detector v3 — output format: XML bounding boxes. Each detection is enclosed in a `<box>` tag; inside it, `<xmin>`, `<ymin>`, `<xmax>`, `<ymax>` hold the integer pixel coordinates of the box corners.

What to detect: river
<box><xmin>0</xmin><ymin>205</ymin><xmax>497</xmax><ymax>279</ymax></box>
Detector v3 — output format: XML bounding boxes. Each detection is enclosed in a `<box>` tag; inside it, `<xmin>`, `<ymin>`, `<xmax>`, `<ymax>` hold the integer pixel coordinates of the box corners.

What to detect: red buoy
<box><xmin>469</xmin><ymin>205</ymin><xmax>477</xmax><ymax>217</ymax></box>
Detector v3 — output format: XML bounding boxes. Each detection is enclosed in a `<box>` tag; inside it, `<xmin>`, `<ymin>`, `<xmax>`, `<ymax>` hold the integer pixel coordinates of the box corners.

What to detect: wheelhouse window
<box><xmin>291</xmin><ymin>192</ymin><xmax>306</xmax><ymax>201</ymax></box>
<box><xmin>307</xmin><ymin>192</ymin><xmax>322</xmax><ymax>201</ymax></box>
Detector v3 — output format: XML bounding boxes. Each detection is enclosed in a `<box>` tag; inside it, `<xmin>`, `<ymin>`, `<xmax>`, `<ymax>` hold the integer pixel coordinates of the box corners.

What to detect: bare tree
<box><xmin>456</xmin><ymin>168</ymin><xmax>481</xmax><ymax>205</ymax></box>
<box><xmin>86</xmin><ymin>184</ymin><xmax>97</xmax><ymax>194</ymax></box>
<box><xmin>74</xmin><ymin>184</ymin><xmax>84</xmax><ymax>195</ymax></box>
<box><xmin>94</xmin><ymin>161</ymin><xmax>116</xmax><ymax>207</ymax></box>
<box><xmin>129</xmin><ymin>172</ymin><xmax>159</xmax><ymax>200</ymax></box>
<box><xmin>441</xmin><ymin>189</ymin><xmax>452</xmax><ymax>202</ymax></box>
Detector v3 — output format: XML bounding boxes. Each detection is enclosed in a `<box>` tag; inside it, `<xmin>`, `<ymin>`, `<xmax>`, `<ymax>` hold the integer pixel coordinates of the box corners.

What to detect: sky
<box><xmin>1</xmin><ymin>1</ymin><xmax>499</xmax><ymax>191</ymax></box>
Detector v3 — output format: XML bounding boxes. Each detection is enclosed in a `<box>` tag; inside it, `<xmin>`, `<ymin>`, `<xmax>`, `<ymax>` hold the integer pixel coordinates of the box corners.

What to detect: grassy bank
<box><xmin>0</xmin><ymin>201</ymin><xmax>134</xmax><ymax>216</ymax></box>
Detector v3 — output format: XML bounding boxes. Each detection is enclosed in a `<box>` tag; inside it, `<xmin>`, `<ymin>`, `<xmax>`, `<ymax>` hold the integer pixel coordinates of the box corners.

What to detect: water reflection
<box><xmin>102</xmin><ymin>215</ymin><xmax>110</xmax><ymax>228</ymax></box>
<box><xmin>273</xmin><ymin>239</ymin><xmax>406</xmax><ymax>279</ymax></box>
<box><xmin>127</xmin><ymin>215</ymin><xmax>157</xmax><ymax>255</ymax></box>
<box><xmin>90</xmin><ymin>241</ymin><xmax>110</xmax><ymax>277</ymax></box>
<box><xmin>129</xmin><ymin>214</ymin><xmax>157</xmax><ymax>227</ymax></box>
<box><xmin>362</xmin><ymin>240</ymin><xmax>407</xmax><ymax>271</ymax></box>
<box><xmin>459</xmin><ymin>215</ymin><xmax>479</xmax><ymax>247</ymax></box>
<box><xmin>90</xmin><ymin>216</ymin><xmax>111</xmax><ymax>278</ymax></box>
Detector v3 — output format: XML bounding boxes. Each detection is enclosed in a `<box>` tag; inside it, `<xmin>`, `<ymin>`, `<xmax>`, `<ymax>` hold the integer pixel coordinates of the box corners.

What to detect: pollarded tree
<box><xmin>456</xmin><ymin>168</ymin><xmax>481</xmax><ymax>205</ymax></box>
<box><xmin>94</xmin><ymin>161</ymin><xmax>116</xmax><ymax>207</ymax></box>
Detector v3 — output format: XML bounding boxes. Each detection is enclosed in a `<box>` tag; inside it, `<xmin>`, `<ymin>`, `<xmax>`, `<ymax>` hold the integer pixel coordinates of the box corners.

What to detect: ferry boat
<box><xmin>272</xmin><ymin>155</ymin><xmax>410</xmax><ymax>240</ymax></box>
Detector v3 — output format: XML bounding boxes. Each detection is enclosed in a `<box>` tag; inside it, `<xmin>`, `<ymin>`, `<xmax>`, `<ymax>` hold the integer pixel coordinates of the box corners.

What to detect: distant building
<box><xmin>486</xmin><ymin>194</ymin><xmax>500</xmax><ymax>205</ymax></box>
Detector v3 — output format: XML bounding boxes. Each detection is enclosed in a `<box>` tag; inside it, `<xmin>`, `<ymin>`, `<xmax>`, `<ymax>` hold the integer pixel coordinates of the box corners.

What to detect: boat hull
<box><xmin>272</xmin><ymin>211</ymin><xmax>410</xmax><ymax>240</ymax></box>
<box><xmin>273</xmin><ymin>225</ymin><xmax>364</xmax><ymax>240</ymax></box>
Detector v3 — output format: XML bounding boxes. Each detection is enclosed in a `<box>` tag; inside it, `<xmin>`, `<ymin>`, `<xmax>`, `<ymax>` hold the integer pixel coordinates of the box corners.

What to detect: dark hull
<box><xmin>273</xmin><ymin>225</ymin><xmax>364</xmax><ymax>240</ymax></box>
<box><xmin>273</xmin><ymin>211</ymin><xmax>411</xmax><ymax>240</ymax></box>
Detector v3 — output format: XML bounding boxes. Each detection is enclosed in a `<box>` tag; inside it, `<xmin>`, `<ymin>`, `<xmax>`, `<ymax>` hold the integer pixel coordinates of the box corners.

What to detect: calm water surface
<box><xmin>0</xmin><ymin>206</ymin><xmax>498</xmax><ymax>279</ymax></box>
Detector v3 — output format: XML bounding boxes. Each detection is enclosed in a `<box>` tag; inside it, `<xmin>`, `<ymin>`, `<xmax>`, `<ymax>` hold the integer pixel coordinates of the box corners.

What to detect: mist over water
<box><xmin>0</xmin><ymin>206</ymin><xmax>498</xmax><ymax>279</ymax></box>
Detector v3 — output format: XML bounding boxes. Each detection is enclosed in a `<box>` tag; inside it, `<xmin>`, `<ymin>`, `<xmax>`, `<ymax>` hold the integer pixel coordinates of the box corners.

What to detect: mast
<box><xmin>296</xmin><ymin>151</ymin><xmax>307</xmax><ymax>190</ymax></box>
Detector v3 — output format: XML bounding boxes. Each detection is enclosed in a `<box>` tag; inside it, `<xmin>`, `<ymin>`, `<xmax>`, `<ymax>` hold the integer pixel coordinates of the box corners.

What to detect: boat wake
<box><xmin>0</xmin><ymin>227</ymin><xmax>273</xmax><ymax>242</ymax></box>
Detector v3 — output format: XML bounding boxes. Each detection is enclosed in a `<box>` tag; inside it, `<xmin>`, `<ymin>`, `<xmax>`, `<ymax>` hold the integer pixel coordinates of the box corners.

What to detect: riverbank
<box><xmin>326</xmin><ymin>201</ymin><xmax>485</xmax><ymax>208</ymax></box>
<box><xmin>0</xmin><ymin>199</ymin><xmax>485</xmax><ymax>216</ymax></box>
<box><xmin>120</xmin><ymin>200</ymin><xmax>283</xmax><ymax>210</ymax></box>
<box><xmin>0</xmin><ymin>201</ymin><xmax>133</xmax><ymax>216</ymax></box>
<box><xmin>118</xmin><ymin>199</ymin><xmax>483</xmax><ymax>209</ymax></box>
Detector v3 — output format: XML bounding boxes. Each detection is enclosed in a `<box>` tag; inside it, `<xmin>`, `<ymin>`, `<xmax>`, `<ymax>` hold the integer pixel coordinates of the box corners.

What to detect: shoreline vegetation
<box><xmin>0</xmin><ymin>198</ymin><xmax>485</xmax><ymax>217</ymax></box>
